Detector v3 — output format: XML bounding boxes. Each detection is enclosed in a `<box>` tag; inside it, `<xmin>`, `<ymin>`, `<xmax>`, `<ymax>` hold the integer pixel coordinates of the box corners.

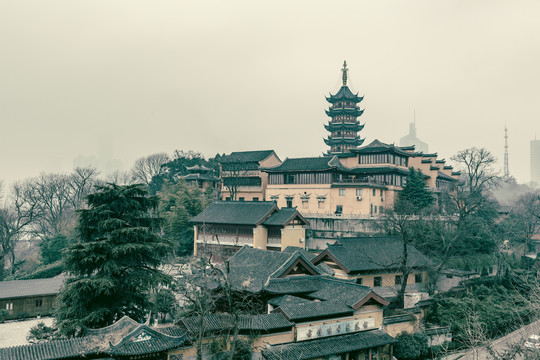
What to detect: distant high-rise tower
<box><xmin>399</xmin><ymin>115</ymin><xmax>429</xmax><ymax>154</ymax></box>
<box><xmin>324</xmin><ymin>61</ymin><xmax>365</xmax><ymax>154</ymax></box>
<box><xmin>504</xmin><ymin>127</ymin><xmax>509</xmax><ymax>178</ymax></box>
<box><xmin>531</xmin><ymin>138</ymin><xmax>540</xmax><ymax>185</ymax></box>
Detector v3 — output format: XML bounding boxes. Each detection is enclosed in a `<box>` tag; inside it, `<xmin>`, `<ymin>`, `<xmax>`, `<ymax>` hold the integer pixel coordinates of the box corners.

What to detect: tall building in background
<box><xmin>324</xmin><ymin>61</ymin><xmax>365</xmax><ymax>154</ymax></box>
<box><xmin>399</xmin><ymin>121</ymin><xmax>429</xmax><ymax>154</ymax></box>
<box><xmin>531</xmin><ymin>138</ymin><xmax>540</xmax><ymax>186</ymax></box>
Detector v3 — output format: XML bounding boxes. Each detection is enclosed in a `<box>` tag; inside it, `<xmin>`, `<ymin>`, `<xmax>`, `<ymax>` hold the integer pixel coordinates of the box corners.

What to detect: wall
<box><xmin>280</xmin><ymin>226</ymin><xmax>306</xmax><ymax>250</ymax></box>
<box><xmin>0</xmin><ymin>295</ymin><xmax>56</xmax><ymax>320</ymax></box>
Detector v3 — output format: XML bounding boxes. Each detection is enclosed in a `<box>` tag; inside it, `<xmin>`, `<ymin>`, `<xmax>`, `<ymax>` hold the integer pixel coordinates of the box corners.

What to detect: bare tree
<box><xmin>69</xmin><ymin>167</ymin><xmax>101</xmax><ymax>209</ymax></box>
<box><xmin>0</xmin><ymin>183</ymin><xmax>39</xmax><ymax>277</ymax></box>
<box><xmin>106</xmin><ymin>170</ymin><xmax>134</xmax><ymax>185</ymax></box>
<box><xmin>131</xmin><ymin>153</ymin><xmax>170</xmax><ymax>186</ymax></box>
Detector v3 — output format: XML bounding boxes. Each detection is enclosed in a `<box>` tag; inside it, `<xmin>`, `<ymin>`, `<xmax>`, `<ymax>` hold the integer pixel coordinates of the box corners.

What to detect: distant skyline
<box><xmin>1</xmin><ymin>0</ymin><xmax>539</xmax><ymax>187</ymax></box>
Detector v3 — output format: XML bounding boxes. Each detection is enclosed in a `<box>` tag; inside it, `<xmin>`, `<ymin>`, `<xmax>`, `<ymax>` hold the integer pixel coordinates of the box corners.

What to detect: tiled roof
<box><xmin>307</xmin><ymin>278</ymin><xmax>373</xmax><ymax>307</ymax></box>
<box><xmin>348</xmin><ymin>166</ymin><xmax>411</xmax><ymax>177</ymax></box>
<box><xmin>274</xmin><ymin>299</ymin><xmax>353</xmax><ymax>322</ymax></box>
<box><xmin>262</xmin><ymin>329</ymin><xmax>396</xmax><ymax>360</ymax></box>
<box><xmin>264</xmin><ymin>276</ymin><xmax>321</xmax><ymax>295</ymax></box>
<box><xmin>185</xmin><ymin>165</ymin><xmax>212</xmax><ymax>172</ymax></box>
<box><xmin>0</xmin><ymin>317</ymin><xmax>186</xmax><ymax>360</ymax></box>
<box><xmin>184</xmin><ymin>173</ymin><xmax>217</xmax><ymax>181</ymax></box>
<box><xmin>228</xmin><ymin>247</ymin><xmax>322</xmax><ymax>293</ymax></box>
<box><xmin>314</xmin><ymin>237</ymin><xmax>434</xmax><ymax>273</ymax></box>
<box><xmin>108</xmin><ymin>326</ymin><xmax>185</xmax><ymax>356</ymax></box>
<box><xmin>221</xmin><ymin>150</ymin><xmax>276</xmax><ymax>163</ymax></box>
<box><xmin>268</xmin><ymin>295</ymin><xmax>310</xmax><ymax>307</ymax></box>
<box><xmin>437</xmin><ymin>171</ymin><xmax>458</xmax><ymax>182</ymax></box>
<box><xmin>0</xmin><ymin>275</ymin><xmax>65</xmax><ymax>300</ymax></box>
<box><xmin>282</xmin><ymin>247</ymin><xmax>334</xmax><ymax>275</ymax></box>
<box><xmin>179</xmin><ymin>313</ymin><xmax>294</xmax><ymax>335</ymax></box>
<box><xmin>350</xmin><ymin>140</ymin><xmax>417</xmax><ymax>157</ymax></box>
<box><xmin>326</xmin><ymin>86</ymin><xmax>364</xmax><ymax>102</ymax></box>
<box><xmin>262</xmin><ymin>208</ymin><xmax>308</xmax><ymax>226</ymax></box>
<box><xmin>190</xmin><ymin>201</ymin><xmax>277</xmax><ymax>225</ymax></box>
<box><xmin>262</xmin><ymin>156</ymin><xmax>348</xmax><ymax>173</ymax></box>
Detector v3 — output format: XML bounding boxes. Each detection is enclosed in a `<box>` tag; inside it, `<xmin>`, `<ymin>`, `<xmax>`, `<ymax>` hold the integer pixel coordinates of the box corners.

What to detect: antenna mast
<box><xmin>504</xmin><ymin>127</ymin><xmax>509</xmax><ymax>178</ymax></box>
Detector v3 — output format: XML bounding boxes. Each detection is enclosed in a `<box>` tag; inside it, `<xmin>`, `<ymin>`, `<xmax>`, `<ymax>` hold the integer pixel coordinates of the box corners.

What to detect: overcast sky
<box><xmin>1</xmin><ymin>0</ymin><xmax>539</xmax><ymax>187</ymax></box>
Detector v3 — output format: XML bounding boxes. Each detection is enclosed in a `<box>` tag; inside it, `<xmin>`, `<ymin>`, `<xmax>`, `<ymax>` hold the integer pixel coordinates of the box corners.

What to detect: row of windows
<box><xmin>338</xmin><ymin>188</ymin><xmax>384</xmax><ymax>197</ymax></box>
<box><xmin>356</xmin><ymin>273</ymin><xmax>423</xmax><ymax>286</ymax></box>
<box><xmin>269</xmin><ymin>173</ymin><xmax>333</xmax><ymax>185</ymax></box>
<box><xmin>358</xmin><ymin>154</ymin><xmax>407</xmax><ymax>167</ymax></box>
<box><xmin>4</xmin><ymin>300</ymin><xmax>42</xmax><ymax>311</ymax></box>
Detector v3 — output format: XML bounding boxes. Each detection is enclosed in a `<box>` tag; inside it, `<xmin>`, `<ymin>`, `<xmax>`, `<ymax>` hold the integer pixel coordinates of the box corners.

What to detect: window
<box><xmin>318</xmin><ymin>198</ymin><xmax>325</xmax><ymax>209</ymax></box>
<box><xmin>286</xmin><ymin>198</ymin><xmax>293</xmax><ymax>208</ymax></box>
<box><xmin>374</xmin><ymin>276</ymin><xmax>382</xmax><ymax>287</ymax></box>
<box><xmin>372</xmin><ymin>189</ymin><xmax>376</xmax><ymax>196</ymax></box>
<box><xmin>379</xmin><ymin>206</ymin><xmax>384</xmax><ymax>214</ymax></box>
<box><xmin>225</xmin><ymin>197</ymin><xmax>231</xmax><ymax>201</ymax></box>
<box><xmin>335</xmin><ymin>205</ymin><xmax>343</xmax><ymax>214</ymax></box>
<box><xmin>356</xmin><ymin>189</ymin><xmax>363</xmax><ymax>196</ymax></box>
<box><xmin>339</xmin><ymin>188</ymin><xmax>346</xmax><ymax>196</ymax></box>
<box><xmin>252</xmin><ymin>197</ymin><xmax>259</xmax><ymax>201</ymax></box>
<box><xmin>5</xmin><ymin>303</ymin><xmax>13</xmax><ymax>311</ymax></box>
<box><xmin>302</xmin><ymin>199</ymin><xmax>309</xmax><ymax>209</ymax></box>
<box><xmin>415</xmin><ymin>273</ymin><xmax>423</xmax><ymax>283</ymax></box>
<box><xmin>238</xmin><ymin>197</ymin><xmax>245</xmax><ymax>201</ymax></box>
<box><xmin>395</xmin><ymin>275</ymin><xmax>402</xmax><ymax>285</ymax></box>
<box><xmin>35</xmin><ymin>299</ymin><xmax>42</xmax><ymax>307</ymax></box>
<box><xmin>356</xmin><ymin>277</ymin><xmax>363</xmax><ymax>285</ymax></box>
<box><xmin>380</xmin><ymin>189</ymin><xmax>383</xmax><ymax>196</ymax></box>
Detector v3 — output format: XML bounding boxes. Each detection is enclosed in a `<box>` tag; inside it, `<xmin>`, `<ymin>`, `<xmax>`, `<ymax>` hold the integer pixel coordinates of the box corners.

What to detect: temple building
<box><xmin>324</xmin><ymin>61</ymin><xmax>365</xmax><ymax>154</ymax></box>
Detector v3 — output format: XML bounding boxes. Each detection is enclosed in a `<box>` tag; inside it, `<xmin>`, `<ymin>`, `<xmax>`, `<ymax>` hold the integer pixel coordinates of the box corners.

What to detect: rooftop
<box><xmin>0</xmin><ymin>275</ymin><xmax>65</xmax><ymax>300</ymax></box>
<box><xmin>263</xmin><ymin>156</ymin><xmax>348</xmax><ymax>173</ymax></box>
<box><xmin>221</xmin><ymin>150</ymin><xmax>277</xmax><ymax>163</ymax></box>
<box><xmin>313</xmin><ymin>237</ymin><xmax>434</xmax><ymax>273</ymax></box>
<box><xmin>262</xmin><ymin>329</ymin><xmax>395</xmax><ymax>360</ymax></box>
<box><xmin>190</xmin><ymin>201</ymin><xmax>277</xmax><ymax>226</ymax></box>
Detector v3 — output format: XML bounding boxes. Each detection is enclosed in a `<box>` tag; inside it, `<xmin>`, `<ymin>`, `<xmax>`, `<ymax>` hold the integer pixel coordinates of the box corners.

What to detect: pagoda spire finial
<box><xmin>341</xmin><ymin>60</ymin><xmax>348</xmax><ymax>86</ymax></box>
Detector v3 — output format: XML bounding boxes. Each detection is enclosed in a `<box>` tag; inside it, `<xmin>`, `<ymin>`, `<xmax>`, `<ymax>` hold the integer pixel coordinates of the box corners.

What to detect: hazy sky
<box><xmin>1</xmin><ymin>0</ymin><xmax>539</xmax><ymax>186</ymax></box>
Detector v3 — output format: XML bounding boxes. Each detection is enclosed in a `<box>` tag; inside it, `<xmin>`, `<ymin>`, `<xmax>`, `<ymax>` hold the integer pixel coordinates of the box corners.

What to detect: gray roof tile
<box><xmin>0</xmin><ymin>275</ymin><xmax>65</xmax><ymax>300</ymax></box>
<box><xmin>262</xmin><ymin>329</ymin><xmax>395</xmax><ymax>360</ymax></box>
<box><xmin>190</xmin><ymin>201</ymin><xmax>277</xmax><ymax>225</ymax></box>
<box><xmin>221</xmin><ymin>150</ymin><xmax>276</xmax><ymax>163</ymax></box>
<box><xmin>274</xmin><ymin>299</ymin><xmax>353</xmax><ymax>322</ymax></box>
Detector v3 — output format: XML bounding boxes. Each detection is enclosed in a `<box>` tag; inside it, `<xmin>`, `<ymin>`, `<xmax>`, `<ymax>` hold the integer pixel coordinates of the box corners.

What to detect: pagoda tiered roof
<box><xmin>324</xmin><ymin>122</ymin><xmax>364</xmax><ymax>132</ymax></box>
<box><xmin>325</xmin><ymin>107</ymin><xmax>364</xmax><ymax>117</ymax></box>
<box><xmin>350</xmin><ymin>139</ymin><xmax>420</xmax><ymax>157</ymax></box>
<box><xmin>324</xmin><ymin>136</ymin><xmax>363</xmax><ymax>146</ymax></box>
<box><xmin>326</xmin><ymin>86</ymin><xmax>364</xmax><ymax>103</ymax></box>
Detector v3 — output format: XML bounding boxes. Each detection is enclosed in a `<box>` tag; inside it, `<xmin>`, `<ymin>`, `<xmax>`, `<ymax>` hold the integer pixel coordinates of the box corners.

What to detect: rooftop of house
<box><xmin>0</xmin><ymin>275</ymin><xmax>65</xmax><ymax>300</ymax></box>
<box><xmin>262</xmin><ymin>156</ymin><xmax>348</xmax><ymax>173</ymax></box>
<box><xmin>272</xmin><ymin>299</ymin><xmax>353</xmax><ymax>322</ymax></box>
<box><xmin>262</xmin><ymin>207</ymin><xmax>309</xmax><ymax>227</ymax></box>
<box><xmin>221</xmin><ymin>150</ymin><xmax>277</xmax><ymax>163</ymax></box>
<box><xmin>178</xmin><ymin>313</ymin><xmax>294</xmax><ymax>336</ymax></box>
<box><xmin>313</xmin><ymin>237</ymin><xmax>434</xmax><ymax>274</ymax></box>
<box><xmin>228</xmin><ymin>246</ymin><xmax>323</xmax><ymax>293</ymax></box>
<box><xmin>262</xmin><ymin>329</ymin><xmax>395</xmax><ymax>360</ymax></box>
<box><xmin>228</xmin><ymin>247</ymin><xmax>389</xmax><ymax>308</ymax></box>
<box><xmin>349</xmin><ymin>139</ymin><xmax>420</xmax><ymax>157</ymax></box>
<box><xmin>190</xmin><ymin>201</ymin><xmax>278</xmax><ymax>226</ymax></box>
<box><xmin>0</xmin><ymin>316</ymin><xmax>186</xmax><ymax>360</ymax></box>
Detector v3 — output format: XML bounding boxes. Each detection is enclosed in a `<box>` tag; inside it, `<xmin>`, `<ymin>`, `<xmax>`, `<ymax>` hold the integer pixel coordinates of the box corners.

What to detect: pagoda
<box><xmin>324</xmin><ymin>61</ymin><xmax>365</xmax><ymax>154</ymax></box>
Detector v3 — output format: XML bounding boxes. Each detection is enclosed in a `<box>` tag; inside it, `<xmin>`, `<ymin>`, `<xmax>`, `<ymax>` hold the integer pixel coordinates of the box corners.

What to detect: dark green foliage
<box><xmin>152</xmin><ymin>288</ymin><xmax>177</xmax><ymax>323</ymax></box>
<box><xmin>394</xmin><ymin>332</ymin><xmax>428</xmax><ymax>360</ymax></box>
<box><xmin>425</xmin><ymin>275</ymin><xmax>536</xmax><ymax>345</ymax></box>
<box><xmin>150</xmin><ymin>150</ymin><xmax>222</xmax><ymax>193</ymax></box>
<box><xmin>55</xmin><ymin>184</ymin><xmax>172</xmax><ymax>336</ymax></box>
<box><xmin>27</xmin><ymin>322</ymin><xmax>57</xmax><ymax>343</ymax></box>
<box><xmin>40</xmin><ymin>235</ymin><xmax>70</xmax><ymax>265</ymax></box>
<box><xmin>396</xmin><ymin>168</ymin><xmax>434</xmax><ymax>214</ymax></box>
<box><xmin>19</xmin><ymin>261</ymin><xmax>63</xmax><ymax>280</ymax></box>
<box><xmin>159</xmin><ymin>180</ymin><xmax>211</xmax><ymax>256</ymax></box>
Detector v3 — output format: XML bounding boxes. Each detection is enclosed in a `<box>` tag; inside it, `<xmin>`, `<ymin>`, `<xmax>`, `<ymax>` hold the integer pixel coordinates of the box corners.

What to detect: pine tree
<box><xmin>396</xmin><ymin>167</ymin><xmax>434</xmax><ymax>214</ymax></box>
<box><xmin>55</xmin><ymin>184</ymin><xmax>172</xmax><ymax>336</ymax></box>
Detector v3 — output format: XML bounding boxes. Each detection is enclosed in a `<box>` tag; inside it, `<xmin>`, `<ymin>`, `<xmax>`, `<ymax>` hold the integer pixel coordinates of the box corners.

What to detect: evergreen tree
<box><xmin>396</xmin><ymin>167</ymin><xmax>434</xmax><ymax>214</ymax></box>
<box><xmin>55</xmin><ymin>184</ymin><xmax>172</xmax><ymax>336</ymax></box>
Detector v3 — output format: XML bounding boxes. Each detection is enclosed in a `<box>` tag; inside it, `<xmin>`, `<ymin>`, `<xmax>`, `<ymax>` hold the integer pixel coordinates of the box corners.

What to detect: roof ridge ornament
<box><xmin>342</xmin><ymin>60</ymin><xmax>348</xmax><ymax>86</ymax></box>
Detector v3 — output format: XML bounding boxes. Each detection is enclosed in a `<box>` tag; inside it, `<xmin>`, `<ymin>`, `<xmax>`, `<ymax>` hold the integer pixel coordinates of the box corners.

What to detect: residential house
<box><xmin>0</xmin><ymin>275</ymin><xmax>64</xmax><ymax>320</ymax></box>
<box><xmin>312</xmin><ymin>237</ymin><xmax>433</xmax><ymax>296</ymax></box>
<box><xmin>220</xmin><ymin>150</ymin><xmax>281</xmax><ymax>201</ymax></box>
<box><xmin>191</xmin><ymin>201</ymin><xmax>309</xmax><ymax>261</ymax></box>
